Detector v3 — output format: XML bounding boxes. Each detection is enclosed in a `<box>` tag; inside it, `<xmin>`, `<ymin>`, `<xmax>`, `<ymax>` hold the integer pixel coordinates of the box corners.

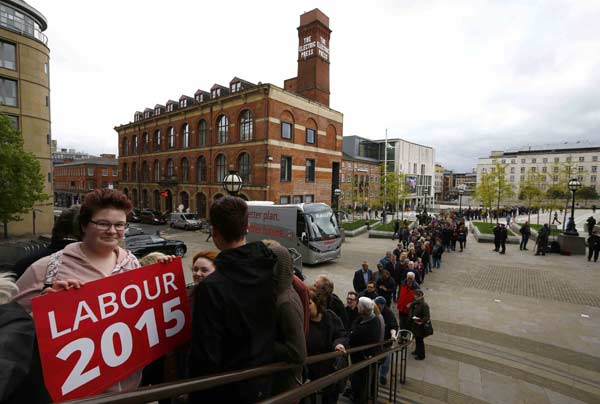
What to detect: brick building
<box><xmin>340</xmin><ymin>152</ymin><xmax>381</xmax><ymax>210</ymax></box>
<box><xmin>54</xmin><ymin>154</ymin><xmax>118</xmax><ymax>207</ymax></box>
<box><xmin>115</xmin><ymin>9</ymin><xmax>343</xmax><ymax>218</ymax></box>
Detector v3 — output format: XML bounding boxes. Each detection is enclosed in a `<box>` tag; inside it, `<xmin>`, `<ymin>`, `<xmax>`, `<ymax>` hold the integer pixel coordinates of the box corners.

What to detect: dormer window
<box><xmin>144</xmin><ymin>110</ymin><xmax>152</xmax><ymax>119</ymax></box>
<box><xmin>134</xmin><ymin>112</ymin><xmax>143</xmax><ymax>122</ymax></box>
<box><xmin>231</xmin><ymin>82</ymin><xmax>241</xmax><ymax>93</ymax></box>
<box><xmin>195</xmin><ymin>94</ymin><xmax>203</xmax><ymax>103</ymax></box>
<box><xmin>212</xmin><ymin>88</ymin><xmax>221</xmax><ymax>98</ymax></box>
<box><xmin>166</xmin><ymin>104</ymin><xmax>173</xmax><ymax>112</ymax></box>
<box><xmin>155</xmin><ymin>108</ymin><xmax>161</xmax><ymax>116</ymax></box>
<box><xmin>180</xmin><ymin>98</ymin><xmax>188</xmax><ymax>108</ymax></box>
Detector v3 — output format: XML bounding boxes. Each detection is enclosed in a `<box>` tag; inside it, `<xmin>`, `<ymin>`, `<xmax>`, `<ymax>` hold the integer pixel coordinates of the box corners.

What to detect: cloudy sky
<box><xmin>39</xmin><ymin>0</ymin><xmax>600</xmax><ymax>172</ymax></box>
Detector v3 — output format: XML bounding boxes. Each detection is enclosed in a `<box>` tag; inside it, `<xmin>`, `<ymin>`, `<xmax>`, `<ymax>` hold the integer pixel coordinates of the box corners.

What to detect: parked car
<box><xmin>127</xmin><ymin>208</ymin><xmax>141</xmax><ymax>223</ymax></box>
<box><xmin>125</xmin><ymin>234</ymin><xmax>187</xmax><ymax>257</ymax></box>
<box><xmin>169</xmin><ymin>212</ymin><xmax>202</xmax><ymax>230</ymax></box>
<box><xmin>140</xmin><ymin>209</ymin><xmax>167</xmax><ymax>225</ymax></box>
<box><xmin>125</xmin><ymin>225</ymin><xmax>144</xmax><ymax>237</ymax></box>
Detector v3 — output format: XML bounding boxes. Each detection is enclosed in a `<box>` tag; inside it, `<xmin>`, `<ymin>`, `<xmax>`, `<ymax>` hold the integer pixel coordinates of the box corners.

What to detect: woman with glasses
<box><xmin>14</xmin><ymin>189</ymin><xmax>145</xmax><ymax>393</ymax></box>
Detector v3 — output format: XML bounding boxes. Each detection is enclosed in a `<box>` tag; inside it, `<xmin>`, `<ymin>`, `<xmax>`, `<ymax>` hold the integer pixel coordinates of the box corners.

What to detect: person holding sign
<box><xmin>189</xmin><ymin>196</ymin><xmax>278</xmax><ymax>403</ymax></box>
<box><xmin>14</xmin><ymin>189</ymin><xmax>144</xmax><ymax>393</ymax></box>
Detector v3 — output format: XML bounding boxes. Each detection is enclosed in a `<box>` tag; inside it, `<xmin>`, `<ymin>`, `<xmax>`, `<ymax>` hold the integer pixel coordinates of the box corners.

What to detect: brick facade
<box><xmin>340</xmin><ymin>154</ymin><xmax>382</xmax><ymax>210</ymax></box>
<box><xmin>115</xmin><ymin>9</ymin><xmax>342</xmax><ymax>218</ymax></box>
<box><xmin>54</xmin><ymin>155</ymin><xmax>118</xmax><ymax>207</ymax></box>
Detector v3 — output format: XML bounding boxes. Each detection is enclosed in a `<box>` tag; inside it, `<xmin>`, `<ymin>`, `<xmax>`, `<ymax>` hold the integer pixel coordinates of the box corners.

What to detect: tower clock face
<box><xmin>298</xmin><ymin>34</ymin><xmax>329</xmax><ymax>61</ymax></box>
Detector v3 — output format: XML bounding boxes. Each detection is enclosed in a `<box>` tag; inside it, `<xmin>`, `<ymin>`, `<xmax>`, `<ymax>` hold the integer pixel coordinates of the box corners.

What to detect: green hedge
<box><xmin>472</xmin><ymin>221</ymin><xmax>517</xmax><ymax>236</ymax></box>
<box><xmin>528</xmin><ymin>223</ymin><xmax>562</xmax><ymax>236</ymax></box>
<box><xmin>377</xmin><ymin>221</ymin><xmax>413</xmax><ymax>232</ymax></box>
<box><xmin>342</xmin><ymin>220</ymin><xmax>378</xmax><ymax>231</ymax></box>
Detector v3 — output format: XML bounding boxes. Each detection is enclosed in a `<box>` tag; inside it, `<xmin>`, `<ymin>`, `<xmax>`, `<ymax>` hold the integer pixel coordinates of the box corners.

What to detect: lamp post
<box><xmin>565</xmin><ymin>178</ymin><xmax>581</xmax><ymax>236</ymax></box>
<box><xmin>222</xmin><ymin>168</ymin><xmax>244</xmax><ymax>197</ymax></box>
<box><xmin>458</xmin><ymin>188</ymin><xmax>464</xmax><ymax>215</ymax></box>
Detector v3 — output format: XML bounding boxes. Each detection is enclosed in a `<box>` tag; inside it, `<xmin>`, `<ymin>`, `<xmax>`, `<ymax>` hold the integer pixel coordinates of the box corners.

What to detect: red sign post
<box><xmin>32</xmin><ymin>258</ymin><xmax>192</xmax><ymax>402</ymax></box>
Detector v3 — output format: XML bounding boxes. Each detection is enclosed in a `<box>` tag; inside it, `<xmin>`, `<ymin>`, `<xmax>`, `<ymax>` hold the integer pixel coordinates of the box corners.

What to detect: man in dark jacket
<box><xmin>350</xmin><ymin>297</ymin><xmax>382</xmax><ymax>404</ymax></box>
<box><xmin>587</xmin><ymin>231</ymin><xmax>600</xmax><ymax>262</ymax></box>
<box><xmin>493</xmin><ymin>223</ymin><xmax>501</xmax><ymax>252</ymax></box>
<box><xmin>353</xmin><ymin>261</ymin><xmax>373</xmax><ymax>294</ymax></box>
<box><xmin>536</xmin><ymin>224</ymin><xmax>550</xmax><ymax>256</ymax></box>
<box><xmin>498</xmin><ymin>223</ymin><xmax>508</xmax><ymax>254</ymax></box>
<box><xmin>345</xmin><ymin>291</ymin><xmax>360</xmax><ymax>329</ymax></box>
<box><xmin>315</xmin><ymin>275</ymin><xmax>349</xmax><ymax>329</ymax></box>
<box><xmin>190</xmin><ymin>197</ymin><xmax>278</xmax><ymax>403</ymax></box>
<box><xmin>520</xmin><ymin>221</ymin><xmax>531</xmax><ymax>251</ymax></box>
<box><xmin>587</xmin><ymin>216</ymin><xmax>597</xmax><ymax>236</ymax></box>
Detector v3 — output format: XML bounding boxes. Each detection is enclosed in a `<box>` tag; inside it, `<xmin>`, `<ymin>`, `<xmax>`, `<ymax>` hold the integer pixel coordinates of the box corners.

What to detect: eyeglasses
<box><xmin>89</xmin><ymin>220</ymin><xmax>129</xmax><ymax>231</ymax></box>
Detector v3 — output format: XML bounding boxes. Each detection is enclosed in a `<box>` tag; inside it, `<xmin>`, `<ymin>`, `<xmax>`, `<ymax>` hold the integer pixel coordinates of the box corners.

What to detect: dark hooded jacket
<box><xmin>269</xmin><ymin>244</ymin><xmax>307</xmax><ymax>396</ymax></box>
<box><xmin>189</xmin><ymin>241</ymin><xmax>278</xmax><ymax>404</ymax></box>
<box><xmin>0</xmin><ymin>302</ymin><xmax>50</xmax><ymax>404</ymax></box>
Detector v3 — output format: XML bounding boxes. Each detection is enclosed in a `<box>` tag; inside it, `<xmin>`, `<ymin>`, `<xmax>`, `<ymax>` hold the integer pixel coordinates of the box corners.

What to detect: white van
<box><xmin>169</xmin><ymin>213</ymin><xmax>202</xmax><ymax>230</ymax></box>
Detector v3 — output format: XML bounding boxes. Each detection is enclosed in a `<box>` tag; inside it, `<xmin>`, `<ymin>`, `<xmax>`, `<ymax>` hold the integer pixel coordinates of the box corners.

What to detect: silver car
<box><xmin>169</xmin><ymin>213</ymin><xmax>202</xmax><ymax>230</ymax></box>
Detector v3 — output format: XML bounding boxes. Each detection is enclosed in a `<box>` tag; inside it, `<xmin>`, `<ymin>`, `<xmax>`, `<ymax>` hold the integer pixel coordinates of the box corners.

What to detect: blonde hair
<box><xmin>139</xmin><ymin>252</ymin><xmax>168</xmax><ymax>266</ymax></box>
<box><xmin>0</xmin><ymin>273</ymin><xmax>18</xmax><ymax>304</ymax></box>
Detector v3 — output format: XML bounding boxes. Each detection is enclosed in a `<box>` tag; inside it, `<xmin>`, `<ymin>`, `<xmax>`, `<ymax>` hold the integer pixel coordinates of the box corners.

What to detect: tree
<box><xmin>380</xmin><ymin>171</ymin><xmax>409</xmax><ymax>219</ymax></box>
<box><xmin>577</xmin><ymin>186</ymin><xmax>598</xmax><ymax>205</ymax></box>
<box><xmin>545</xmin><ymin>184</ymin><xmax>566</xmax><ymax>225</ymax></box>
<box><xmin>490</xmin><ymin>162</ymin><xmax>514</xmax><ymax>213</ymax></box>
<box><xmin>474</xmin><ymin>171</ymin><xmax>496</xmax><ymax>214</ymax></box>
<box><xmin>0</xmin><ymin>115</ymin><xmax>48</xmax><ymax>238</ymax></box>
<box><xmin>518</xmin><ymin>170</ymin><xmax>543</xmax><ymax>223</ymax></box>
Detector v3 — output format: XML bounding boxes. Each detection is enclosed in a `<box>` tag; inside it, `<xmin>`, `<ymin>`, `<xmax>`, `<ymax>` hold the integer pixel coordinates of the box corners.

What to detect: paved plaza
<box><xmin>167</xmin><ymin>210</ymin><xmax>600</xmax><ymax>404</ymax></box>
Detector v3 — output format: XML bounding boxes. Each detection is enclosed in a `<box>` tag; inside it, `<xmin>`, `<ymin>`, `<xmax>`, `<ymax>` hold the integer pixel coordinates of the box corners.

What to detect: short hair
<box><xmin>315</xmin><ymin>275</ymin><xmax>334</xmax><ymax>297</ymax></box>
<box><xmin>309</xmin><ymin>286</ymin><xmax>327</xmax><ymax>315</ymax></box>
<box><xmin>139</xmin><ymin>252</ymin><xmax>167</xmax><ymax>266</ymax></box>
<box><xmin>79</xmin><ymin>189</ymin><xmax>132</xmax><ymax>229</ymax></box>
<box><xmin>0</xmin><ymin>273</ymin><xmax>18</xmax><ymax>304</ymax></box>
<box><xmin>192</xmin><ymin>250</ymin><xmax>219</xmax><ymax>265</ymax></box>
<box><xmin>209</xmin><ymin>196</ymin><xmax>248</xmax><ymax>243</ymax></box>
<box><xmin>407</xmin><ymin>271</ymin><xmax>415</xmax><ymax>279</ymax></box>
<box><xmin>52</xmin><ymin>205</ymin><xmax>81</xmax><ymax>241</ymax></box>
<box><xmin>358</xmin><ymin>296</ymin><xmax>374</xmax><ymax>314</ymax></box>
<box><xmin>408</xmin><ymin>261</ymin><xmax>415</xmax><ymax>267</ymax></box>
<box><xmin>347</xmin><ymin>291</ymin><xmax>358</xmax><ymax>299</ymax></box>
<box><xmin>367</xmin><ymin>280</ymin><xmax>376</xmax><ymax>286</ymax></box>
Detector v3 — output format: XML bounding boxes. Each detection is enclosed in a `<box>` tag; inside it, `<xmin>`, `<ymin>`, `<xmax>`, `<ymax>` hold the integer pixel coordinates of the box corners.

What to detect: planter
<box><xmin>368</xmin><ymin>229</ymin><xmax>396</xmax><ymax>239</ymax></box>
<box><xmin>343</xmin><ymin>225</ymin><xmax>369</xmax><ymax>237</ymax></box>
<box><xmin>469</xmin><ymin>222</ymin><xmax>520</xmax><ymax>244</ymax></box>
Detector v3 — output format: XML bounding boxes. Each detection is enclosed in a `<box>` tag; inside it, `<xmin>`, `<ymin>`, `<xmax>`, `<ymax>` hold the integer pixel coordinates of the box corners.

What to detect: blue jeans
<box><xmin>432</xmin><ymin>256</ymin><xmax>441</xmax><ymax>268</ymax></box>
<box><xmin>380</xmin><ymin>353</ymin><xmax>392</xmax><ymax>379</ymax></box>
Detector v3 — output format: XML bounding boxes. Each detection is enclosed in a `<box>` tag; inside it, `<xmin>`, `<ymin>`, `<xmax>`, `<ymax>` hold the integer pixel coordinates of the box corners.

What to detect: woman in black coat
<box><xmin>408</xmin><ymin>289</ymin><xmax>431</xmax><ymax>360</ymax></box>
<box><xmin>306</xmin><ymin>287</ymin><xmax>348</xmax><ymax>404</ymax></box>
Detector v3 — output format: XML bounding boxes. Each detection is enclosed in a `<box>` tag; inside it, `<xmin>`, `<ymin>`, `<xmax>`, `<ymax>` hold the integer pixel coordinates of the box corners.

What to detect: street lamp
<box><xmin>222</xmin><ymin>168</ymin><xmax>243</xmax><ymax>197</ymax></box>
<box><xmin>457</xmin><ymin>184</ymin><xmax>467</xmax><ymax>216</ymax></box>
<box><xmin>565</xmin><ymin>178</ymin><xmax>581</xmax><ymax>236</ymax></box>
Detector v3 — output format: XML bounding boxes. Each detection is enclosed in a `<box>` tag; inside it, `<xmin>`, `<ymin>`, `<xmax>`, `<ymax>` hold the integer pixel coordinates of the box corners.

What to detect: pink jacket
<box><xmin>14</xmin><ymin>242</ymin><xmax>142</xmax><ymax>394</ymax></box>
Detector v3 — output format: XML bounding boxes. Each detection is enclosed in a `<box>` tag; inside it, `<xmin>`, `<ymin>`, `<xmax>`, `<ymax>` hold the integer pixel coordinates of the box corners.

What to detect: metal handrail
<box><xmin>60</xmin><ymin>333</ymin><xmax>413</xmax><ymax>404</ymax></box>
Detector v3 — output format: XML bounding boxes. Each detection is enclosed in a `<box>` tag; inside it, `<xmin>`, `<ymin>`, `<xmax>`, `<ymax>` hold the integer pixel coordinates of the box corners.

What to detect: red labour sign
<box><xmin>32</xmin><ymin>258</ymin><xmax>192</xmax><ymax>402</ymax></box>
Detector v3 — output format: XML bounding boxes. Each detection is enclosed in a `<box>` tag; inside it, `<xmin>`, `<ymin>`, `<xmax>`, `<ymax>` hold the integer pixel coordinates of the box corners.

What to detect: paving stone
<box><xmin>459</xmin><ymin>362</ymin><xmax>481</xmax><ymax>384</ymax></box>
<box><xmin>517</xmin><ymin>381</ymin><xmax>551</xmax><ymax>404</ymax></box>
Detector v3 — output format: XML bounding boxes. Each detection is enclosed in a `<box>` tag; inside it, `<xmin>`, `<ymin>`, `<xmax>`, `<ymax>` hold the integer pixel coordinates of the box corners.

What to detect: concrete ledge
<box><xmin>342</xmin><ymin>225</ymin><xmax>369</xmax><ymax>237</ymax></box>
<box><xmin>557</xmin><ymin>234</ymin><xmax>587</xmax><ymax>255</ymax></box>
<box><xmin>368</xmin><ymin>230</ymin><xmax>395</xmax><ymax>239</ymax></box>
<box><xmin>469</xmin><ymin>222</ymin><xmax>520</xmax><ymax>244</ymax></box>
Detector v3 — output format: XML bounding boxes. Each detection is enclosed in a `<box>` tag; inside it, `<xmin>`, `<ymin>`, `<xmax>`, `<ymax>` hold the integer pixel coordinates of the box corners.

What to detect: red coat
<box><xmin>397</xmin><ymin>283</ymin><xmax>417</xmax><ymax>314</ymax></box>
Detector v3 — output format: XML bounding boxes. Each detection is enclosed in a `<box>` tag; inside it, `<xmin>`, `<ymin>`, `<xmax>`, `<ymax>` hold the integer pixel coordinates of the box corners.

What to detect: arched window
<box><xmin>180</xmin><ymin>192</ymin><xmax>189</xmax><ymax>210</ymax></box>
<box><xmin>238</xmin><ymin>153</ymin><xmax>251</xmax><ymax>183</ymax></box>
<box><xmin>153</xmin><ymin>160</ymin><xmax>160</xmax><ymax>181</ymax></box>
<box><xmin>153</xmin><ymin>190</ymin><xmax>160</xmax><ymax>210</ymax></box>
<box><xmin>132</xmin><ymin>135</ymin><xmax>138</xmax><ymax>154</ymax></box>
<box><xmin>143</xmin><ymin>132</ymin><xmax>150</xmax><ymax>152</ymax></box>
<box><xmin>141</xmin><ymin>161</ymin><xmax>149</xmax><ymax>182</ymax></box>
<box><xmin>122</xmin><ymin>163</ymin><xmax>128</xmax><ymax>181</ymax></box>
<box><xmin>167</xmin><ymin>127</ymin><xmax>175</xmax><ymax>149</ymax></box>
<box><xmin>182</xmin><ymin>123</ymin><xmax>189</xmax><ymax>148</ymax></box>
<box><xmin>131</xmin><ymin>189</ymin><xmax>138</xmax><ymax>207</ymax></box>
<box><xmin>167</xmin><ymin>159</ymin><xmax>175</xmax><ymax>178</ymax></box>
<box><xmin>181</xmin><ymin>158</ymin><xmax>189</xmax><ymax>182</ymax></box>
<box><xmin>217</xmin><ymin>115</ymin><xmax>228</xmax><ymax>144</ymax></box>
<box><xmin>239</xmin><ymin>110</ymin><xmax>253</xmax><ymax>141</ymax></box>
<box><xmin>141</xmin><ymin>189</ymin><xmax>148</xmax><ymax>208</ymax></box>
<box><xmin>198</xmin><ymin>120</ymin><xmax>207</xmax><ymax>146</ymax></box>
<box><xmin>131</xmin><ymin>161</ymin><xmax>137</xmax><ymax>181</ymax></box>
<box><xmin>215</xmin><ymin>154</ymin><xmax>227</xmax><ymax>182</ymax></box>
<box><xmin>196</xmin><ymin>193</ymin><xmax>207</xmax><ymax>218</ymax></box>
<box><xmin>197</xmin><ymin>156</ymin><xmax>207</xmax><ymax>182</ymax></box>
<box><xmin>122</xmin><ymin>138</ymin><xmax>129</xmax><ymax>156</ymax></box>
<box><xmin>154</xmin><ymin>130</ymin><xmax>161</xmax><ymax>151</ymax></box>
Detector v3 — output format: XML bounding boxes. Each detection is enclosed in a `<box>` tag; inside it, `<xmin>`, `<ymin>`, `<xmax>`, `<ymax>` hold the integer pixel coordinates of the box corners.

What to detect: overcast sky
<box><xmin>39</xmin><ymin>0</ymin><xmax>600</xmax><ymax>172</ymax></box>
